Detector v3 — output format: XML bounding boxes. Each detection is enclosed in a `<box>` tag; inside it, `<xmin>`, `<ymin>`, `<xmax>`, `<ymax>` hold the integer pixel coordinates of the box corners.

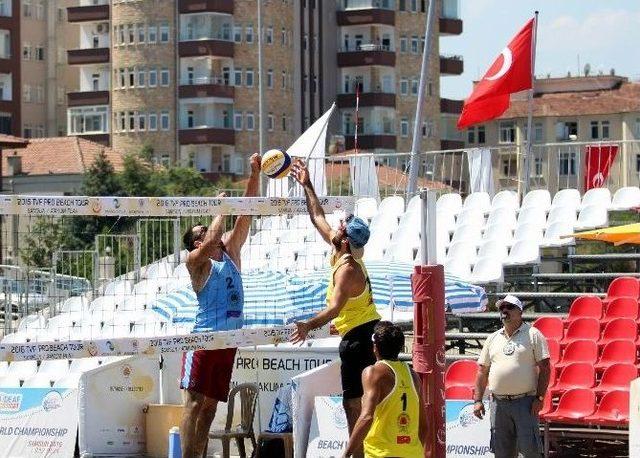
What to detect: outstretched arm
<box><xmin>290</xmin><ymin>159</ymin><xmax>333</xmax><ymax>244</ymax></box>
<box><xmin>225</xmin><ymin>153</ymin><xmax>261</xmax><ymax>255</ymax></box>
<box><xmin>343</xmin><ymin>366</ymin><xmax>381</xmax><ymax>457</ymax></box>
<box><xmin>186</xmin><ymin>212</ymin><xmax>227</xmax><ymax>269</ymax></box>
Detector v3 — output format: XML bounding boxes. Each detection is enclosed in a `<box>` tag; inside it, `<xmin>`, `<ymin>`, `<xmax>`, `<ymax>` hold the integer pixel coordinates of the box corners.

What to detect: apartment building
<box><xmin>65</xmin><ymin>0</ymin><xmax>464</xmax><ymax>177</ymax></box>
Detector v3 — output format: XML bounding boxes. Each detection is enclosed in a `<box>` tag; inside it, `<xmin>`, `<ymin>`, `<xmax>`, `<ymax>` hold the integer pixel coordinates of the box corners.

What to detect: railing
<box><xmin>180</xmin><ymin>29</ymin><xmax>232</xmax><ymax>42</ymax></box>
<box><xmin>339</xmin><ymin>0</ymin><xmax>395</xmax><ymax>10</ymax></box>
<box><xmin>339</xmin><ymin>43</ymin><xmax>394</xmax><ymax>52</ymax></box>
<box><xmin>341</xmin><ymin>124</ymin><xmax>395</xmax><ymax>136</ymax></box>
<box><xmin>180</xmin><ymin>76</ymin><xmax>230</xmax><ymax>86</ymax></box>
<box><xmin>180</xmin><ymin>120</ymin><xmax>233</xmax><ymax>130</ymax></box>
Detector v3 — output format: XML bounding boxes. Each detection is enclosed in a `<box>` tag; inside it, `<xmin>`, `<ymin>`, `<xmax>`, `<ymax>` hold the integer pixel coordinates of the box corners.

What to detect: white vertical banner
<box><xmin>467</xmin><ymin>148</ymin><xmax>495</xmax><ymax>196</ymax></box>
<box><xmin>349</xmin><ymin>155</ymin><xmax>380</xmax><ymax>200</ymax></box>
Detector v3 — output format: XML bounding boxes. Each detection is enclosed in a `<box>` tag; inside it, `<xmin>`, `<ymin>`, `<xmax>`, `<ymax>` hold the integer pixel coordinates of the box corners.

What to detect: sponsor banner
<box><xmin>446</xmin><ymin>400</ymin><xmax>493</xmax><ymax>457</ymax></box>
<box><xmin>0</xmin><ymin>387</ymin><xmax>78</xmax><ymax>458</ymax></box>
<box><xmin>306</xmin><ymin>396</ymin><xmax>349</xmax><ymax>458</ymax></box>
<box><xmin>0</xmin><ymin>325</ymin><xmax>329</xmax><ymax>362</ymax></box>
<box><xmin>0</xmin><ymin>195</ymin><xmax>354</xmax><ymax>217</ymax></box>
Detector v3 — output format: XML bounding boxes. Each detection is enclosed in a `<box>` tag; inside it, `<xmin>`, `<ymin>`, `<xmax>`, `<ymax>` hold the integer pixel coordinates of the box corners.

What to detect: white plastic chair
<box><xmin>580</xmin><ymin>188</ymin><xmax>611</xmax><ymax>210</ymax></box>
<box><xmin>369</xmin><ymin>213</ymin><xmax>399</xmax><ymax>237</ymax></box>
<box><xmin>39</xmin><ymin>359</ymin><xmax>70</xmax><ymax>375</ymax></box>
<box><xmin>446</xmin><ymin>241</ymin><xmax>477</xmax><ymax>266</ymax></box>
<box><xmin>436</xmin><ymin>223</ymin><xmax>451</xmax><ymax>248</ymax></box>
<box><xmin>133</xmin><ymin>279</ymin><xmax>165</xmax><ymax>296</ymax></box>
<box><xmin>477</xmin><ymin>239</ymin><xmax>508</xmax><ymax>264</ymax></box>
<box><xmin>444</xmin><ymin>258</ymin><xmax>472</xmax><ymax>280</ymax></box>
<box><xmin>541</xmin><ymin>222</ymin><xmax>575</xmax><ymax>248</ymax></box>
<box><xmin>53</xmin><ymin>373</ymin><xmax>83</xmax><ymax>388</ymax></box>
<box><xmin>89</xmin><ymin>295</ymin><xmax>121</xmax><ymax>313</ymax></box>
<box><xmin>463</xmin><ymin>192</ymin><xmax>492</xmax><ymax>214</ymax></box>
<box><xmin>0</xmin><ymin>362</ymin><xmax>7</xmax><ymax>377</ymax></box>
<box><xmin>574</xmin><ymin>204</ymin><xmax>609</xmax><ymax>231</ymax></box>
<box><xmin>485</xmin><ymin>207</ymin><xmax>517</xmax><ymax>231</ymax></box>
<box><xmin>551</xmin><ymin>188</ymin><xmax>581</xmax><ymax>210</ymax></box>
<box><xmin>288</xmin><ymin>214</ymin><xmax>315</xmax><ymax>231</ymax></box>
<box><xmin>102</xmin><ymin>279</ymin><xmax>133</xmax><ymax>296</ymax></box>
<box><xmin>1</xmin><ymin>331</ymin><xmax>29</xmax><ymax>343</ymax></box>
<box><xmin>145</xmin><ymin>261</ymin><xmax>173</xmax><ymax>280</ymax></box>
<box><xmin>436</xmin><ymin>193</ymin><xmax>462</xmax><ymax>216</ymax></box>
<box><xmin>17</xmin><ymin>314</ymin><xmax>47</xmax><ymax>332</ymax></box>
<box><xmin>450</xmin><ymin>224</ymin><xmax>483</xmax><ymax>247</ymax></box>
<box><xmin>456</xmin><ymin>208</ymin><xmax>486</xmax><ymax>228</ymax></box>
<box><xmin>610</xmin><ymin>187</ymin><xmax>640</xmax><ymax>211</ymax></box>
<box><xmin>296</xmin><ymin>244</ymin><xmax>330</xmax><ymax>271</ymax></box>
<box><xmin>406</xmin><ymin>195</ymin><xmax>421</xmax><ymax>214</ymax></box>
<box><xmin>384</xmin><ymin>242</ymin><xmax>416</xmax><ymax>263</ymax></box>
<box><xmin>521</xmin><ymin>189</ymin><xmax>551</xmax><ymax>212</ymax></box>
<box><xmin>7</xmin><ymin>360</ymin><xmax>38</xmax><ymax>380</ymax></box>
<box><xmin>545</xmin><ymin>205</ymin><xmax>578</xmax><ymax>229</ymax></box>
<box><xmin>483</xmin><ymin>223</ymin><xmax>514</xmax><ymax>246</ymax></box>
<box><xmin>516</xmin><ymin>206</ymin><xmax>547</xmax><ymax>229</ymax></box>
<box><xmin>22</xmin><ymin>373</ymin><xmax>55</xmax><ymax>388</ymax></box>
<box><xmin>260</xmin><ymin>215</ymin><xmax>288</xmax><ymax>231</ymax></box>
<box><xmin>60</xmin><ymin>296</ymin><xmax>89</xmax><ymax>313</ymax></box>
<box><xmin>471</xmin><ymin>257</ymin><xmax>505</xmax><ymax>284</ymax></box>
<box><xmin>378</xmin><ymin>195</ymin><xmax>405</xmax><ymax>219</ymax></box>
<box><xmin>355</xmin><ymin>197</ymin><xmax>378</xmax><ymax>221</ymax></box>
<box><xmin>251</xmin><ymin>230</ymin><xmax>280</xmax><ymax>245</ymax></box>
<box><xmin>513</xmin><ymin>223</ymin><xmax>544</xmax><ymax>245</ymax></box>
<box><xmin>505</xmin><ymin>240</ymin><xmax>541</xmax><ymax>266</ymax></box>
<box><xmin>0</xmin><ymin>375</ymin><xmax>22</xmax><ymax>387</ymax></box>
<box><xmin>491</xmin><ymin>190</ymin><xmax>519</xmax><ymax>212</ymax></box>
<box><xmin>131</xmin><ymin>321</ymin><xmax>164</xmax><ymax>337</ymax></box>
<box><xmin>69</xmin><ymin>357</ymin><xmax>101</xmax><ymax>373</ymax></box>
<box><xmin>174</xmin><ymin>263</ymin><xmax>190</xmax><ymax>279</ymax></box>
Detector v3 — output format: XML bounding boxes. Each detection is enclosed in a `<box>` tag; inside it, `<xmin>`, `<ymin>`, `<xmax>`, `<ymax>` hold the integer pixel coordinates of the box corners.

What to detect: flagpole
<box><xmin>354</xmin><ymin>85</ymin><xmax>360</xmax><ymax>155</ymax></box>
<box><xmin>522</xmin><ymin>11</ymin><xmax>539</xmax><ymax>196</ymax></box>
<box><xmin>407</xmin><ymin>0</ymin><xmax>436</xmax><ymax>197</ymax></box>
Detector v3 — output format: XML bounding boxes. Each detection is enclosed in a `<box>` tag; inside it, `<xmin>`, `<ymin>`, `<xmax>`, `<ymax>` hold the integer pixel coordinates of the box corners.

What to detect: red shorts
<box><xmin>179</xmin><ymin>348</ymin><xmax>237</xmax><ymax>401</ymax></box>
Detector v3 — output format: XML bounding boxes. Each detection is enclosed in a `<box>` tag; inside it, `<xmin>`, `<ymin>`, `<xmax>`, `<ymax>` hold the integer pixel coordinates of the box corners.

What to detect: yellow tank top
<box><xmin>327</xmin><ymin>254</ymin><xmax>380</xmax><ymax>336</ymax></box>
<box><xmin>364</xmin><ymin>360</ymin><xmax>424</xmax><ymax>458</ymax></box>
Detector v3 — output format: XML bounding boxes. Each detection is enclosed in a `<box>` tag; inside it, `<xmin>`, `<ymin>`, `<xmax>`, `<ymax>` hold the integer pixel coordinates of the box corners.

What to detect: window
<box><xmin>602</xmin><ymin>121</ymin><xmax>610</xmax><ymax>139</ymax></box>
<box><xmin>267</xmin><ymin>69</ymin><xmax>273</xmax><ymax>89</ymax></box>
<box><xmin>57</xmin><ymin>7</ymin><xmax>65</xmax><ymax>22</ymax></box>
<box><xmin>23</xmin><ymin>84</ymin><xmax>32</xmax><ymax>102</ymax></box>
<box><xmin>148</xmin><ymin>25</ymin><xmax>157</xmax><ymax>43</ymax></box>
<box><xmin>636</xmin><ymin>118</ymin><xmax>640</xmax><ymax>138</ymax></box>
<box><xmin>411</xmin><ymin>0</ymin><xmax>418</xmax><ymax>11</ymax></box>
<box><xmin>636</xmin><ymin>154</ymin><xmax>640</xmax><ymax>173</ymax></box>
<box><xmin>68</xmin><ymin>106</ymin><xmax>108</xmax><ymax>134</ymax></box>
<box><xmin>57</xmin><ymin>86</ymin><xmax>65</xmax><ymax>104</ymax></box>
<box><xmin>281</xmin><ymin>71</ymin><xmax>286</xmax><ymax>89</ymax></box>
<box><xmin>400</xmin><ymin>118</ymin><xmax>409</xmax><ymax>137</ymax></box>
<box><xmin>499</xmin><ymin>121</ymin><xmax>516</xmax><ymax>143</ymax></box>
<box><xmin>246</xmin><ymin>112</ymin><xmax>254</xmax><ymax>130</ymax></box>
<box><xmin>234</xmin><ymin>112</ymin><xmax>242</xmax><ymax>130</ymax></box>
<box><xmin>534</xmin><ymin>157</ymin><xmax>543</xmax><ymax>177</ymax></box>
<box><xmin>126</xmin><ymin>111</ymin><xmax>134</xmax><ymax>131</ymax></box>
<box><xmin>137</xmin><ymin>23</ymin><xmax>145</xmax><ymax>43</ymax></box>
<box><xmin>478</xmin><ymin>125</ymin><xmax>486</xmax><ymax>144</ymax></box>
<box><xmin>149</xmin><ymin>68</ymin><xmax>157</xmax><ymax>87</ymax></box>
<box><xmin>558</xmin><ymin>152</ymin><xmax>577</xmax><ymax>176</ymax></box>
<box><xmin>23</xmin><ymin>0</ymin><xmax>32</xmax><ymax>18</ymax></box>
<box><xmin>128</xmin><ymin>24</ymin><xmax>134</xmax><ymax>44</ymax></box>
<box><xmin>34</xmin><ymin>45</ymin><xmax>44</xmax><ymax>61</ymax></box>
<box><xmin>233</xmin><ymin>25</ymin><xmax>242</xmax><ymax>43</ymax></box>
<box><xmin>23</xmin><ymin>124</ymin><xmax>33</xmax><ymax>138</ymax></box>
<box><xmin>35</xmin><ymin>85</ymin><xmax>43</xmax><ymax>103</ymax></box>
<box><xmin>502</xmin><ymin>158</ymin><xmax>517</xmax><ymax>177</ymax></box>
<box><xmin>245</xmin><ymin>25</ymin><xmax>254</xmax><ymax>44</ymax></box>
<box><xmin>160</xmin><ymin>111</ymin><xmax>169</xmax><ymax>130</ymax></box>
<box><xmin>281</xmin><ymin>113</ymin><xmax>287</xmax><ymax>131</ymax></box>
<box><xmin>149</xmin><ymin>113</ymin><xmax>158</xmax><ymax>130</ymax></box>
<box><xmin>400</xmin><ymin>36</ymin><xmax>407</xmax><ymax>53</ymax></box>
<box><xmin>138</xmin><ymin>112</ymin><xmax>146</xmax><ymax>131</ymax></box>
<box><xmin>410</xmin><ymin>36</ymin><xmax>418</xmax><ymax>54</ymax></box>
<box><xmin>137</xmin><ymin>68</ymin><xmax>146</xmax><ymax>87</ymax></box>
<box><xmin>128</xmin><ymin>67</ymin><xmax>135</xmax><ymax>87</ymax></box>
<box><xmin>556</xmin><ymin>121</ymin><xmax>577</xmax><ymax>141</ymax></box>
<box><xmin>268</xmin><ymin>113</ymin><xmax>274</xmax><ymax>131</ymax></box>
<box><xmin>411</xmin><ymin>79</ymin><xmax>418</xmax><ymax>96</ymax></box>
<box><xmin>281</xmin><ymin>27</ymin><xmax>287</xmax><ymax>46</ymax></box>
<box><xmin>467</xmin><ymin>128</ymin><xmax>475</xmax><ymax>144</ymax></box>
<box><xmin>22</xmin><ymin>43</ymin><xmax>31</xmax><ymax>60</ymax></box>
<box><xmin>160</xmin><ymin>22</ymin><xmax>170</xmax><ymax>43</ymax></box>
<box><xmin>590</xmin><ymin>121</ymin><xmax>599</xmax><ymax>140</ymax></box>
<box><xmin>400</xmin><ymin>79</ymin><xmax>408</xmax><ymax>96</ymax></box>
<box><xmin>118</xmin><ymin>25</ymin><xmax>125</xmax><ymax>45</ymax></box>
<box><xmin>160</xmin><ymin>68</ymin><xmax>170</xmax><ymax>86</ymax></box>
<box><xmin>234</xmin><ymin>68</ymin><xmax>242</xmax><ymax>86</ymax></box>
<box><xmin>534</xmin><ymin>122</ymin><xmax>543</xmax><ymax>143</ymax></box>
<box><xmin>245</xmin><ymin>69</ymin><xmax>254</xmax><ymax>87</ymax></box>
<box><xmin>119</xmin><ymin>68</ymin><xmax>126</xmax><ymax>88</ymax></box>
<box><xmin>266</xmin><ymin>26</ymin><xmax>273</xmax><ymax>44</ymax></box>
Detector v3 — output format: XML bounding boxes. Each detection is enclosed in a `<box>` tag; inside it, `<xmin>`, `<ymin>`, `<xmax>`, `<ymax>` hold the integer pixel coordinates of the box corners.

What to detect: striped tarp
<box><xmin>151</xmin><ymin>261</ymin><xmax>487</xmax><ymax>326</ymax></box>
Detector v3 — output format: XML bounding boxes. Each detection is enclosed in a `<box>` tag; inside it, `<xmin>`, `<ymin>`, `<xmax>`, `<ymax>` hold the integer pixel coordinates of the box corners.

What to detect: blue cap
<box><xmin>345</xmin><ymin>216</ymin><xmax>370</xmax><ymax>248</ymax></box>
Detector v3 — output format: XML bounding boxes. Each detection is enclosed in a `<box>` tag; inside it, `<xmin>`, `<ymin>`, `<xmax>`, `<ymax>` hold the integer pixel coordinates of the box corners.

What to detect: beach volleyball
<box><xmin>261</xmin><ymin>149</ymin><xmax>292</xmax><ymax>179</ymax></box>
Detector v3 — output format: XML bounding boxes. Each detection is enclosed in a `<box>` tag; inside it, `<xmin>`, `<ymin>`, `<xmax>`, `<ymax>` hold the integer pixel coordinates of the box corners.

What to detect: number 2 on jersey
<box><xmin>225</xmin><ymin>277</ymin><xmax>234</xmax><ymax>289</ymax></box>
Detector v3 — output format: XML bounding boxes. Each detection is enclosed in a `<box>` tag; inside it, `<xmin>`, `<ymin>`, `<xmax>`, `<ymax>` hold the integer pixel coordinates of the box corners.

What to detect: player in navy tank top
<box><xmin>179</xmin><ymin>153</ymin><xmax>261</xmax><ymax>458</ymax></box>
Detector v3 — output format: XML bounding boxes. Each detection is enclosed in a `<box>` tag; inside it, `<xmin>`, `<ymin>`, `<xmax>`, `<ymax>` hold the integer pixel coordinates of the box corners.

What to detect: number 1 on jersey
<box><xmin>400</xmin><ymin>392</ymin><xmax>407</xmax><ymax>412</ymax></box>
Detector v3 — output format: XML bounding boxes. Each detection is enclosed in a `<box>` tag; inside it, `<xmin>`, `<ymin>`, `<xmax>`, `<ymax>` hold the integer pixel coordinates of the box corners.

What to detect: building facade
<box><xmin>64</xmin><ymin>0</ymin><xmax>464</xmax><ymax>177</ymax></box>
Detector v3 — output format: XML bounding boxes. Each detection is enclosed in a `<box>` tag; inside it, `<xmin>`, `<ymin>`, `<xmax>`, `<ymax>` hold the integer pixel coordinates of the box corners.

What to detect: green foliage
<box><xmin>20</xmin><ymin>217</ymin><xmax>72</xmax><ymax>269</ymax></box>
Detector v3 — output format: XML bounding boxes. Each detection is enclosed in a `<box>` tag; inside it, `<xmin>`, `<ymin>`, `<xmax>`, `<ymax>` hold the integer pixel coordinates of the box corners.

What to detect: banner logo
<box><xmin>42</xmin><ymin>391</ymin><xmax>64</xmax><ymax>412</ymax></box>
<box><xmin>0</xmin><ymin>392</ymin><xmax>22</xmax><ymax>412</ymax></box>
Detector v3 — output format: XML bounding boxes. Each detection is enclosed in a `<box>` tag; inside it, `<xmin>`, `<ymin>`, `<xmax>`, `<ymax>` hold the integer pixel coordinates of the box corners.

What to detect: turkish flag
<box><xmin>584</xmin><ymin>145</ymin><xmax>619</xmax><ymax>190</ymax></box>
<box><xmin>457</xmin><ymin>18</ymin><xmax>535</xmax><ymax>129</ymax></box>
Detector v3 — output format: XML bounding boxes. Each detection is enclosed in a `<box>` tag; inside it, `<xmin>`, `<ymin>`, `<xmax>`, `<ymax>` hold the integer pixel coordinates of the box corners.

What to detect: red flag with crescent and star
<box><xmin>457</xmin><ymin>18</ymin><xmax>535</xmax><ymax>129</ymax></box>
<box><xmin>584</xmin><ymin>144</ymin><xmax>619</xmax><ymax>190</ymax></box>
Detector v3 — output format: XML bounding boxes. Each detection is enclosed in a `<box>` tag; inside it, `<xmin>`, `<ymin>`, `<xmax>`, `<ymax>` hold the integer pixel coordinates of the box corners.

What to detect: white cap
<box><xmin>498</xmin><ymin>294</ymin><xmax>523</xmax><ymax>310</ymax></box>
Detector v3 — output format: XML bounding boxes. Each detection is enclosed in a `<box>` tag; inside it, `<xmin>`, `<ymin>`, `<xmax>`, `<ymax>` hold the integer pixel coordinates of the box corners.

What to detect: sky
<box><xmin>439</xmin><ymin>0</ymin><xmax>640</xmax><ymax>99</ymax></box>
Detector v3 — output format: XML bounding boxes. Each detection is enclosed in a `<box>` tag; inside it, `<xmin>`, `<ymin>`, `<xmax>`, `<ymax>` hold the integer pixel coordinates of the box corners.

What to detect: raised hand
<box><xmin>290</xmin><ymin>159</ymin><xmax>311</xmax><ymax>187</ymax></box>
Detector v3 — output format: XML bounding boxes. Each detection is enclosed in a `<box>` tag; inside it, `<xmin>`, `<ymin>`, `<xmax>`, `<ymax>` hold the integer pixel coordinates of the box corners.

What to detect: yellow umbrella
<box><xmin>572</xmin><ymin>223</ymin><xmax>640</xmax><ymax>246</ymax></box>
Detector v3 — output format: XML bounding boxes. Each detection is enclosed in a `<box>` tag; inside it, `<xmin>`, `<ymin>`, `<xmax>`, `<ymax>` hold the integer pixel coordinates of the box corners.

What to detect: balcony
<box><xmin>439</xmin><ymin>17</ymin><xmax>462</xmax><ymax>35</ymax></box>
<box><xmin>337</xmin><ymin>9</ymin><xmax>394</xmax><ymax>27</ymax></box>
<box><xmin>178</xmin><ymin>40</ymin><xmax>233</xmax><ymax>58</ymax></box>
<box><xmin>178</xmin><ymin>0</ymin><xmax>234</xmax><ymax>15</ymax></box>
<box><xmin>440</xmin><ymin>54</ymin><xmax>463</xmax><ymax>75</ymax></box>
<box><xmin>344</xmin><ymin>134</ymin><xmax>396</xmax><ymax>150</ymax></box>
<box><xmin>179</xmin><ymin>77</ymin><xmax>234</xmax><ymax>99</ymax></box>
<box><xmin>337</xmin><ymin>45</ymin><xmax>395</xmax><ymax>67</ymax></box>
<box><xmin>179</xmin><ymin>127</ymin><xmax>235</xmax><ymax>145</ymax></box>
<box><xmin>337</xmin><ymin>92</ymin><xmax>395</xmax><ymax>108</ymax></box>
<box><xmin>67</xmin><ymin>48</ymin><xmax>110</xmax><ymax>65</ymax></box>
<box><xmin>440</xmin><ymin>139</ymin><xmax>465</xmax><ymax>150</ymax></box>
<box><xmin>440</xmin><ymin>98</ymin><xmax>463</xmax><ymax>114</ymax></box>
<box><xmin>67</xmin><ymin>90</ymin><xmax>109</xmax><ymax>107</ymax></box>
<box><xmin>67</xmin><ymin>4</ymin><xmax>109</xmax><ymax>23</ymax></box>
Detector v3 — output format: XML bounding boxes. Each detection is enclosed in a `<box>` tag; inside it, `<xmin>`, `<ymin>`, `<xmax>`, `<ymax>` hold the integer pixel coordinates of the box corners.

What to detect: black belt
<box><xmin>492</xmin><ymin>393</ymin><xmax>530</xmax><ymax>400</ymax></box>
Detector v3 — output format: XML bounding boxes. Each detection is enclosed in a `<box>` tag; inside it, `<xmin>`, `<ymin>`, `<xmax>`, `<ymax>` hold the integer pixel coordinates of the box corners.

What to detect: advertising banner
<box><xmin>306</xmin><ymin>396</ymin><xmax>349</xmax><ymax>458</ymax></box>
<box><xmin>0</xmin><ymin>387</ymin><xmax>78</xmax><ymax>458</ymax></box>
<box><xmin>446</xmin><ymin>400</ymin><xmax>493</xmax><ymax>457</ymax></box>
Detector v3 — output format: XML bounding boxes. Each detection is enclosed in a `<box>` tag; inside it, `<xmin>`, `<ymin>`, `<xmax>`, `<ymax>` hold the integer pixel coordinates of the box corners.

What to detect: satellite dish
<box><xmin>583</xmin><ymin>63</ymin><xmax>591</xmax><ymax>77</ymax></box>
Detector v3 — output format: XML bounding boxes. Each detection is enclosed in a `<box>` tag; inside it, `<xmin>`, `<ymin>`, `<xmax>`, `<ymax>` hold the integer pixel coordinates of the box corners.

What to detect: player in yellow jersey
<box><xmin>344</xmin><ymin>321</ymin><xmax>426</xmax><ymax>458</ymax></box>
<box><xmin>289</xmin><ymin>159</ymin><xmax>381</xmax><ymax>458</ymax></box>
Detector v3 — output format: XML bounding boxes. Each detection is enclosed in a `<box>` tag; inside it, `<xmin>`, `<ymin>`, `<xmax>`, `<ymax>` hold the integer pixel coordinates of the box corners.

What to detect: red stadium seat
<box><xmin>595</xmin><ymin>341</ymin><xmax>637</xmax><ymax>372</ymax></box>
<box><xmin>603</xmin><ymin>277</ymin><xmax>640</xmax><ymax>305</ymax></box>
<box><xmin>584</xmin><ymin>390</ymin><xmax>630</xmax><ymax>425</ymax></box>
<box><xmin>598</xmin><ymin>318</ymin><xmax>637</xmax><ymax>348</ymax></box>
<box><xmin>543</xmin><ymin>388</ymin><xmax>596</xmax><ymax>423</ymax></box>
<box><xmin>594</xmin><ymin>364</ymin><xmax>637</xmax><ymax>395</ymax></box>
<box><xmin>556</xmin><ymin>340</ymin><xmax>598</xmax><ymax>370</ymax></box>
<box><xmin>559</xmin><ymin>318</ymin><xmax>600</xmax><ymax>347</ymax></box>
<box><xmin>547</xmin><ymin>339</ymin><xmax>560</xmax><ymax>366</ymax></box>
<box><xmin>550</xmin><ymin>363</ymin><xmax>595</xmax><ymax>395</ymax></box>
<box><xmin>566</xmin><ymin>296</ymin><xmax>603</xmax><ymax>323</ymax></box>
<box><xmin>533</xmin><ymin>317</ymin><xmax>564</xmax><ymax>341</ymax></box>
<box><xmin>445</xmin><ymin>360</ymin><xmax>478</xmax><ymax>388</ymax></box>
<box><xmin>601</xmin><ymin>297</ymin><xmax>639</xmax><ymax>324</ymax></box>
<box><xmin>538</xmin><ymin>392</ymin><xmax>554</xmax><ymax>417</ymax></box>
<box><xmin>445</xmin><ymin>386</ymin><xmax>474</xmax><ymax>400</ymax></box>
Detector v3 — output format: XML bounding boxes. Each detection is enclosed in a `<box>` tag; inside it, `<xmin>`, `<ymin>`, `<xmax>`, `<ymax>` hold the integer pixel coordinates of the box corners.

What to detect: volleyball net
<box><xmin>0</xmin><ymin>195</ymin><xmax>355</xmax><ymax>361</ymax></box>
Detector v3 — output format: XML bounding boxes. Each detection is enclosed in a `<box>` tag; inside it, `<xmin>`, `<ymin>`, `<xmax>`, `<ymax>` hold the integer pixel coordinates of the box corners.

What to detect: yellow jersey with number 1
<box><xmin>364</xmin><ymin>360</ymin><xmax>424</xmax><ymax>458</ymax></box>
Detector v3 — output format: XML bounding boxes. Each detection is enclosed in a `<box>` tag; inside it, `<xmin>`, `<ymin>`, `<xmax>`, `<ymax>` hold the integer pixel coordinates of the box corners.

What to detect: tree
<box><xmin>20</xmin><ymin>217</ymin><xmax>71</xmax><ymax>268</ymax></box>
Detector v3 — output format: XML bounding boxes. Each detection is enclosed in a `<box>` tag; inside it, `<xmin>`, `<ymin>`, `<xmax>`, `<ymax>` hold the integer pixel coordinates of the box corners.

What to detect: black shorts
<box><xmin>339</xmin><ymin>319</ymin><xmax>379</xmax><ymax>399</ymax></box>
